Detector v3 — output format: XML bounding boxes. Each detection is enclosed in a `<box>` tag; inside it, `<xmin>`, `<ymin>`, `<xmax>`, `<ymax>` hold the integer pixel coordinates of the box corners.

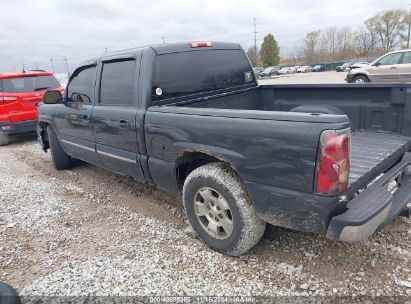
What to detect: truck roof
<box><xmin>0</xmin><ymin>71</ymin><xmax>53</xmax><ymax>79</ymax></box>
<box><xmin>80</xmin><ymin>41</ymin><xmax>242</xmax><ymax>66</ymax></box>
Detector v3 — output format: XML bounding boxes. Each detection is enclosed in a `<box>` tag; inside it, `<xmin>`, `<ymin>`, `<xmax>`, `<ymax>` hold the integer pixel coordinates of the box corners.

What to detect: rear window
<box><xmin>2</xmin><ymin>75</ymin><xmax>60</xmax><ymax>93</ymax></box>
<box><xmin>152</xmin><ymin>49</ymin><xmax>255</xmax><ymax>103</ymax></box>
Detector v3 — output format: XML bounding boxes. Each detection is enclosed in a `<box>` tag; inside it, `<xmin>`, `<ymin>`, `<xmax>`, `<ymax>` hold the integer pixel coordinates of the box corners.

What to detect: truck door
<box><xmin>91</xmin><ymin>54</ymin><xmax>145</xmax><ymax>180</ymax></box>
<box><xmin>54</xmin><ymin>63</ymin><xmax>100</xmax><ymax>165</ymax></box>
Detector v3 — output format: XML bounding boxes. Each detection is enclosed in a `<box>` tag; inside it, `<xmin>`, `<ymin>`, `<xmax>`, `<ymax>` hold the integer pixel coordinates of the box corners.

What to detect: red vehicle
<box><xmin>0</xmin><ymin>71</ymin><xmax>63</xmax><ymax>145</ymax></box>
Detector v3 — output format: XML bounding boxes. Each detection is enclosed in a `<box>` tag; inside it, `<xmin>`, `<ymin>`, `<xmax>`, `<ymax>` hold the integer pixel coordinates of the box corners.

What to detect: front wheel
<box><xmin>352</xmin><ymin>75</ymin><xmax>369</xmax><ymax>83</ymax></box>
<box><xmin>47</xmin><ymin>126</ymin><xmax>72</xmax><ymax>170</ymax></box>
<box><xmin>183</xmin><ymin>163</ymin><xmax>266</xmax><ymax>256</ymax></box>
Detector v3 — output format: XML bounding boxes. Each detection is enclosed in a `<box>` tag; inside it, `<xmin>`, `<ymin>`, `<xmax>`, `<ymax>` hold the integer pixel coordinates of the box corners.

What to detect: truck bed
<box><xmin>349</xmin><ymin>131</ymin><xmax>411</xmax><ymax>193</ymax></box>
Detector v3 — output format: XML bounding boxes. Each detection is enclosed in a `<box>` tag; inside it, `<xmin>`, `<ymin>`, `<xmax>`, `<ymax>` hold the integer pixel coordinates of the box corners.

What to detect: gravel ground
<box><xmin>1</xmin><ymin>135</ymin><xmax>411</xmax><ymax>298</ymax></box>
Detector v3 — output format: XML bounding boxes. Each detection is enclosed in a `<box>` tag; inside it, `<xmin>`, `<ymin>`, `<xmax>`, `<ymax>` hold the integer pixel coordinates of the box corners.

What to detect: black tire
<box><xmin>47</xmin><ymin>126</ymin><xmax>72</xmax><ymax>170</ymax></box>
<box><xmin>183</xmin><ymin>162</ymin><xmax>266</xmax><ymax>256</ymax></box>
<box><xmin>352</xmin><ymin>75</ymin><xmax>369</xmax><ymax>83</ymax></box>
<box><xmin>0</xmin><ymin>133</ymin><xmax>8</xmax><ymax>146</ymax></box>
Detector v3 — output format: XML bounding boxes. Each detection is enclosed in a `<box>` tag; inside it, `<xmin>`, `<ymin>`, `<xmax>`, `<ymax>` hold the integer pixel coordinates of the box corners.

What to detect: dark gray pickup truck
<box><xmin>37</xmin><ymin>42</ymin><xmax>411</xmax><ymax>256</ymax></box>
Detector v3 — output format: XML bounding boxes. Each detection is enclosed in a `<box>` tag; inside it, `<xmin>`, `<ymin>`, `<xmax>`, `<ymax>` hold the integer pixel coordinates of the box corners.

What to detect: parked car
<box><xmin>346</xmin><ymin>49</ymin><xmax>411</xmax><ymax>83</ymax></box>
<box><xmin>259</xmin><ymin>66</ymin><xmax>279</xmax><ymax>77</ymax></box>
<box><xmin>336</xmin><ymin>63</ymin><xmax>352</xmax><ymax>72</ymax></box>
<box><xmin>312</xmin><ymin>65</ymin><xmax>325</xmax><ymax>72</ymax></box>
<box><xmin>292</xmin><ymin>65</ymin><xmax>300</xmax><ymax>73</ymax></box>
<box><xmin>37</xmin><ymin>41</ymin><xmax>411</xmax><ymax>256</ymax></box>
<box><xmin>278</xmin><ymin>67</ymin><xmax>295</xmax><ymax>74</ymax></box>
<box><xmin>253</xmin><ymin>67</ymin><xmax>264</xmax><ymax>77</ymax></box>
<box><xmin>0</xmin><ymin>71</ymin><xmax>63</xmax><ymax>146</ymax></box>
<box><xmin>297</xmin><ymin>65</ymin><xmax>312</xmax><ymax>73</ymax></box>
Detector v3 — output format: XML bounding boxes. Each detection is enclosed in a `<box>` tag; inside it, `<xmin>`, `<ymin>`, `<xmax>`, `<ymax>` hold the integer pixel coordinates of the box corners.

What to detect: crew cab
<box><xmin>0</xmin><ymin>71</ymin><xmax>62</xmax><ymax>145</ymax></box>
<box><xmin>37</xmin><ymin>42</ymin><xmax>411</xmax><ymax>255</ymax></box>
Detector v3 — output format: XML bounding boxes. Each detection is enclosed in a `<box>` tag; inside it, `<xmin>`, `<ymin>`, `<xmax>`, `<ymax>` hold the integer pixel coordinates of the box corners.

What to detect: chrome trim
<box><xmin>97</xmin><ymin>149</ymin><xmax>136</xmax><ymax>164</ymax></box>
<box><xmin>338</xmin><ymin>203</ymin><xmax>391</xmax><ymax>242</ymax></box>
<box><xmin>61</xmin><ymin>139</ymin><xmax>95</xmax><ymax>152</ymax></box>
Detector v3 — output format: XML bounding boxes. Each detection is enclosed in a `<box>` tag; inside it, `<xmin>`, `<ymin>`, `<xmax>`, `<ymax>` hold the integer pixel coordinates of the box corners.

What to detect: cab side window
<box><xmin>377</xmin><ymin>53</ymin><xmax>402</xmax><ymax>66</ymax></box>
<box><xmin>66</xmin><ymin>65</ymin><xmax>96</xmax><ymax>103</ymax></box>
<box><xmin>99</xmin><ymin>59</ymin><xmax>136</xmax><ymax>106</ymax></box>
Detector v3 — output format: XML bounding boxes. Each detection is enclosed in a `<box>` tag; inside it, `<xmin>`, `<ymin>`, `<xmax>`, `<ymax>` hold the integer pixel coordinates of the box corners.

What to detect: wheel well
<box><xmin>176</xmin><ymin>152</ymin><xmax>223</xmax><ymax>189</ymax></box>
<box><xmin>353</xmin><ymin>74</ymin><xmax>369</xmax><ymax>81</ymax></box>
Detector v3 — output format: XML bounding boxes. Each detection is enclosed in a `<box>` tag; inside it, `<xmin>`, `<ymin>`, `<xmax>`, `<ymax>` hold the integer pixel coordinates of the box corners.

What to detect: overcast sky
<box><xmin>0</xmin><ymin>0</ymin><xmax>407</xmax><ymax>73</ymax></box>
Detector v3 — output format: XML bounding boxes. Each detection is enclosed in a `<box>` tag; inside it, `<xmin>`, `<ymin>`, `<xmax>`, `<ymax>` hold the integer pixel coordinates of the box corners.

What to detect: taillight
<box><xmin>189</xmin><ymin>42</ymin><xmax>213</xmax><ymax>48</ymax></box>
<box><xmin>0</xmin><ymin>97</ymin><xmax>18</xmax><ymax>105</ymax></box>
<box><xmin>315</xmin><ymin>128</ymin><xmax>351</xmax><ymax>196</ymax></box>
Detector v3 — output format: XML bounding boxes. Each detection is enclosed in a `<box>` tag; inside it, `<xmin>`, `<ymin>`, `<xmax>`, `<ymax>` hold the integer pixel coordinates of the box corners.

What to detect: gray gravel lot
<box><xmin>0</xmin><ymin>132</ymin><xmax>410</xmax><ymax>297</ymax></box>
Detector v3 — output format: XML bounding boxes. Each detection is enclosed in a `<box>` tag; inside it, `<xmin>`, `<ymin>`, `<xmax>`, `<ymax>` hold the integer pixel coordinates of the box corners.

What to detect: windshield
<box><xmin>2</xmin><ymin>75</ymin><xmax>60</xmax><ymax>93</ymax></box>
<box><xmin>152</xmin><ymin>49</ymin><xmax>255</xmax><ymax>103</ymax></box>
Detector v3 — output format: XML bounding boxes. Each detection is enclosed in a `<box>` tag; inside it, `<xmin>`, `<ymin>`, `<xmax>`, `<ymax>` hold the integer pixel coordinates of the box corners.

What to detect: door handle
<box><xmin>119</xmin><ymin>119</ymin><xmax>131</xmax><ymax>128</ymax></box>
<box><xmin>390</xmin><ymin>66</ymin><xmax>397</xmax><ymax>69</ymax></box>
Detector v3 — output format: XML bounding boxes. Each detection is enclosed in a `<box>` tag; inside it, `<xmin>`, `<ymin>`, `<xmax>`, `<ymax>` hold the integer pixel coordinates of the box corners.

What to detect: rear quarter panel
<box><xmin>144</xmin><ymin>107</ymin><xmax>349</xmax><ymax>195</ymax></box>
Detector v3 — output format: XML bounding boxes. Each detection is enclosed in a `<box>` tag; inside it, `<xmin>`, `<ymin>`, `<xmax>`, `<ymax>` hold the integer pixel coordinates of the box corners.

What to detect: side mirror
<box><xmin>374</xmin><ymin>61</ymin><xmax>380</xmax><ymax>67</ymax></box>
<box><xmin>43</xmin><ymin>90</ymin><xmax>63</xmax><ymax>104</ymax></box>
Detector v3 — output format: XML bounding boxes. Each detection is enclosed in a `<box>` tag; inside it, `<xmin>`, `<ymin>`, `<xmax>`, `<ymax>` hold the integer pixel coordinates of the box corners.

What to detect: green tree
<box><xmin>365</xmin><ymin>9</ymin><xmax>408</xmax><ymax>52</ymax></box>
<box><xmin>259</xmin><ymin>34</ymin><xmax>280</xmax><ymax>66</ymax></box>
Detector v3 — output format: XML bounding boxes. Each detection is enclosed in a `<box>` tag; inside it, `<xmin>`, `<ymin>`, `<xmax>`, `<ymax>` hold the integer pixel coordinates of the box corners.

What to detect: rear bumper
<box><xmin>326</xmin><ymin>152</ymin><xmax>411</xmax><ymax>241</ymax></box>
<box><xmin>0</xmin><ymin>120</ymin><xmax>38</xmax><ymax>135</ymax></box>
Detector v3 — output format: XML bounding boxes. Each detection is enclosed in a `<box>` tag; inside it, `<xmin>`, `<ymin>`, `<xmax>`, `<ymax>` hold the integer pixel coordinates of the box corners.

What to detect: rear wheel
<box><xmin>0</xmin><ymin>133</ymin><xmax>9</xmax><ymax>146</ymax></box>
<box><xmin>183</xmin><ymin>162</ymin><xmax>266</xmax><ymax>256</ymax></box>
<box><xmin>47</xmin><ymin>126</ymin><xmax>72</xmax><ymax>170</ymax></box>
<box><xmin>352</xmin><ymin>75</ymin><xmax>369</xmax><ymax>83</ymax></box>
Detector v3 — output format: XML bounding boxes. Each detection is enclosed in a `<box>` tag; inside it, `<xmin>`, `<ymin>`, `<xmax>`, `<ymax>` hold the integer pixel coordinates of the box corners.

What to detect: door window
<box><xmin>401</xmin><ymin>52</ymin><xmax>411</xmax><ymax>64</ymax></box>
<box><xmin>66</xmin><ymin>65</ymin><xmax>96</xmax><ymax>103</ymax></box>
<box><xmin>99</xmin><ymin>59</ymin><xmax>136</xmax><ymax>106</ymax></box>
<box><xmin>377</xmin><ymin>53</ymin><xmax>402</xmax><ymax>66</ymax></box>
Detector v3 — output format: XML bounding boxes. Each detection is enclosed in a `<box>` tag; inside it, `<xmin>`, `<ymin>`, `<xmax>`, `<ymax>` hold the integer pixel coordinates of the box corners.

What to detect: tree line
<box><xmin>247</xmin><ymin>9</ymin><xmax>411</xmax><ymax>67</ymax></box>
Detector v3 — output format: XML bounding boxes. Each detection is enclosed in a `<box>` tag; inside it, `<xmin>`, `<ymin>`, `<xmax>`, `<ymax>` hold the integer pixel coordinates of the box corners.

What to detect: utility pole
<box><xmin>64</xmin><ymin>56</ymin><xmax>70</xmax><ymax>77</ymax></box>
<box><xmin>407</xmin><ymin>4</ymin><xmax>411</xmax><ymax>49</ymax></box>
<box><xmin>50</xmin><ymin>58</ymin><xmax>55</xmax><ymax>74</ymax></box>
<box><xmin>162</xmin><ymin>36</ymin><xmax>166</xmax><ymax>44</ymax></box>
<box><xmin>253</xmin><ymin>18</ymin><xmax>258</xmax><ymax>64</ymax></box>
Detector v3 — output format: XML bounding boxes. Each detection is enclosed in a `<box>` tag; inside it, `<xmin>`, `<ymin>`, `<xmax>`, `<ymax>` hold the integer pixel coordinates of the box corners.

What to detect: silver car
<box><xmin>346</xmin><ymin>49</ymin><xmax>411</xmax><ymax>83</ymax></box>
